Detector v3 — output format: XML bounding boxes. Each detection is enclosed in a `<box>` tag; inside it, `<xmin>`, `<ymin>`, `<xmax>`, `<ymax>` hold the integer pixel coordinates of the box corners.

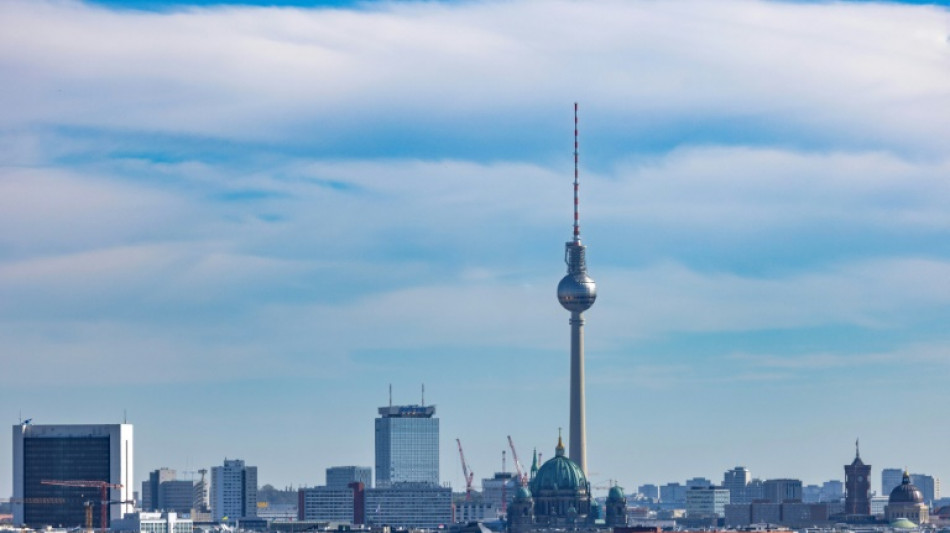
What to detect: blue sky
<box><xmin>2</xmin><ymin>0</ymin><xmax>950</xmax><ymax>499</ymax></box>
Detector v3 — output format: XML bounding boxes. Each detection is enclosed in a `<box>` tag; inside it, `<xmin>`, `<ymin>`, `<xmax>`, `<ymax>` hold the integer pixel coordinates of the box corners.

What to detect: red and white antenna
<box><xmin>573</xmin><ymin>102</ymin><xmax>581</xmax><ymax>243</ymax></box>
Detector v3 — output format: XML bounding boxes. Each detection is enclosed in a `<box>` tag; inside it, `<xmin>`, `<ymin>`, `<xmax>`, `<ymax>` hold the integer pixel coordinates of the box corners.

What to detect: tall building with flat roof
<box><xmin>211</xmin><ymin>459</ymin><xmax>257</xmax><ymax>522</ymax></box>
<box><xmin>374</xmin><ymin>404</ymin><xmax>439</xmax><ymax>487</ymax></box>
<box><xmin>327</xmin><ymin>466</ymin><xmax>372</xmax><ymax>489</ymax></box>
<box><xmin>12</xmin><ymin>423</ymin><xmax>134</xmax><ymax>528</ymax></box>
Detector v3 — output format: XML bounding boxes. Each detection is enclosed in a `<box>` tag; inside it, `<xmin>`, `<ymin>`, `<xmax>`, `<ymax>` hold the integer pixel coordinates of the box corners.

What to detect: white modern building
<box><xmin>12</xmin><ymin>423</ymin><xmax>134</xmax><ymax>528</ymax></box>
<box><xmin>211</xmin><ymin>459</ymin><xmax>257</xmax><ymax>522</ymax></box>
<box><xmin>111</xmin><ymin>512</ymin><xmax>192</xmax><ymax>533</ymax></box>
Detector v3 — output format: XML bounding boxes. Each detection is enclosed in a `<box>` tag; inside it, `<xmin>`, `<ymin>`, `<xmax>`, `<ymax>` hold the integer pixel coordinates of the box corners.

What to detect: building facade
<box><xmin>298</xmin><ymin>486</ymin><xmax>355</xmax><ymax>523</ymax></box>
<box><xmin>111</xmin><ymin>512</ymin><xmax>193</xmax><ymax>533</ymax></box>
<box><xmin>364</xmin><ymin>484</ymin><xmax>452</xmax><ymax>529</ymax></box>
<box><xmin>723</xmin><ymin>467</ymin><xmax>752</xmax><ymax>504</ymax></box>
<box><xmin>211</xmin><ymin>459</ymin><xmax>257</xmax><ymax>522</ymax></box>
<box><xmin>685</xmin><ymin>487</ymin><xmax>729</xmax><ymax>519</ymax></box>
<box><xmin>885</xmin><ymin>472</ymin><xmax>929</xmax><ymax>525</ymax></box>
<box><xmin>844</xmin><ymin>444</ymin><xmax>871</xmax><ymax>515</ymax></box>
<box><xmin>375</xmin><ymin>405</ymin><xmax>439</xmax><ymax>487</ymax></box>
<box><xmin>763</xmin><ymin>479</ymin><xmax>803</xmax><ymax>503</ymax></box>
<box><xmin>12</xmin><ymin>423</ymin><xmax>134</xmax><ymax>528</ymax></box>
<box><xmin>327</xmin><ymin>466</ymin><xmax>372</xmax><ymax>489</ymax></box>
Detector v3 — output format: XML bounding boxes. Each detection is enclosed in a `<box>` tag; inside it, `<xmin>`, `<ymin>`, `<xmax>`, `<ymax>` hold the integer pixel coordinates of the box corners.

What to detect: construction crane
<box><xmin>455</xmin><ymin>438</ymin><xmax>475</xmax><ymax>501</ymax></box>
<box><xmin>507</xmin><ymin>435</ymin><xmax>528</xmax><ymax>487</ymax></box>
<box><xmin>41</xmin><ymin>480</ymin><xmax>123</xmax><ymax>533</ymax></box>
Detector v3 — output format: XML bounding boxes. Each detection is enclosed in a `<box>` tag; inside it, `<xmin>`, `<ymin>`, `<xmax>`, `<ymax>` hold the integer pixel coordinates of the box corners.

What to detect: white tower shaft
<box><xmin>569</xmin><ymin>311</ymin><xmax>587</xmax><ymax>474</ymax></box>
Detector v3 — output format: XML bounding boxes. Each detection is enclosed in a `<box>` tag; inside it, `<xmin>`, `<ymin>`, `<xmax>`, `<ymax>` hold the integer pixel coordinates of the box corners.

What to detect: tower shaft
<box><xmin>569</xmin><ymin>311</ymin><xmax>587</xmax><ymax>475</ymax></box>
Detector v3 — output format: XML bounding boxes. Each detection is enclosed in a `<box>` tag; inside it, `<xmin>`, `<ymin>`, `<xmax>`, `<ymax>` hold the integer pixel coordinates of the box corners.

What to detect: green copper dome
<box><xmin>530</xmin><ymin>436</ymin><xmax>588</xmax><ymax>492</ymax></box>
<box><xmin>515</xmin><ymin>486</ymin><xmax>533</xmax><ymax>501</ymax></box>
<box><xmin>607</xmin><ymin>486</ymin><xmax>625</xmax><ymax>501</ymax></box>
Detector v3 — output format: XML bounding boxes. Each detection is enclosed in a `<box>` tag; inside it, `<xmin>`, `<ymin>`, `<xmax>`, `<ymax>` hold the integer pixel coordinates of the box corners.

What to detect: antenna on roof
<box><xmin>573</xmin><ymin>102</ymin><xmax>581</xmax><ymax>244</ymax></box>
<box><xmin>421</xmin><ymin>384</ymin><xmax>425</xmax><ymax>406</ymax></box>
<box><xmin>389</xmin><ymin>384</ymin><xmax>392</xmax><ymax>408</ymax></box>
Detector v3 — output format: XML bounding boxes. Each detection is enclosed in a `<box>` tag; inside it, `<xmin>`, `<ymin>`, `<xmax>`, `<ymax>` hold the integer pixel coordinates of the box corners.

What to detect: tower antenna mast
<box><xmin>573</xmin><ymin>102</ymin><xmax>580</xmax><ymax>243</ymax></box>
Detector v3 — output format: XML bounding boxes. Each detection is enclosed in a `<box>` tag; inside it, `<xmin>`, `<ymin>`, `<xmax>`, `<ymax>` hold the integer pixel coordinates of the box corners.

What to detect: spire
<box><xmin>531</xmin><ymin>447</ymin><xmax>539</xmax><ymax>476</ymax></box>
<box><xmin>855</xmin><ymin>438</ymin><xmax>860</xmax><ymax>459</ymax></box>
<box><xmin>556</xmin><ymin>428</ymin><xmax>565</xmax><ymax>457</ymax></box>
<box><xmin>573</xmin><ymin>102</ymin><xmax>580</xmax><ymax>244</ymax></box>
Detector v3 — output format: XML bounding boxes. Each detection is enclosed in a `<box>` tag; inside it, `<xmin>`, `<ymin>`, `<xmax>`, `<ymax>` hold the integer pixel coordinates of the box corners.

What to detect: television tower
<box><xmin>557</xmin><ymin>102</ymin><xmax>596</xmax><ymax>476</ymax></box>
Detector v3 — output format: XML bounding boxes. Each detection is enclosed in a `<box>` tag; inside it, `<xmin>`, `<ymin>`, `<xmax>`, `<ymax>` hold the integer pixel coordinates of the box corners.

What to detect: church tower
<box><xmin>844</xmin><ymin>440</ymin><xmax>871</xmax><ymax>515</ymax></box>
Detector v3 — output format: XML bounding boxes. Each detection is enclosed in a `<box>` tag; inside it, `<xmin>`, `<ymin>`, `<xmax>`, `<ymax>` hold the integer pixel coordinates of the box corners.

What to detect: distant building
<box><xmin>111</xmin><ymin>512</ymin><xmax>192</xmax><ymax>533</ymax></box>
<box><xmin>882</xmin><ymin>468</ymin><xmax>903</xmax><ymax>499</ymax></box>
<box><xmin>638</xmin><ymin>484</ymin><xmax>659</xmax><ymax>501</ymax></box>
<box><xmin>211</xmin><ymin>459</ymin><xmax>257</xmax><ymax>522</ymax></box>
<box><xmin>910</xmin><ymin>474</ymin><xmax>939</xmax><ymax>505</ymax></box>
<box><xmin>327</xmin><ymin>466</ymin><xmax>372</xmax><ymax>489</ymax></box>
<box><xmin>12</xmin><ymin>423</ymin><xmax>134</xmax><ymax>528</ymax></box>
<box><xmin>364</xmin><ymin>483</ymin><xmax>452</xmax><ymax>529</ymax></box>
<box><xmin>885</xmin><ymin>471</ymin><xmax>929</xmax><ymax>525</ymax></box>
<box><xmin>686</xmin><ymin>478</ymin><xmax>713</xmax><ymax>489</ymax></box>
<box><xmin>844</xmin><ymin>442</ymin><xmax>871</xmax><ymax>515</ymax></box>
<box><xmin>685</xmin><ymin>487</ymin><xmax>729</xmax><ymax>518</ymax></box>
<box><xmin>375</xmin><ymin>404</ymin><xmax>439</xmax><ymax>487</ymax></box>
<box><xmin>821</xmin><ymin>480</ymin><xmax>844</xmax><ymax>502</ymax></box>
<box><xmin>723</xmin><ymin>467</ymin><xmax>751</xmax><ymax>504</ymax></box>
<box><xmin>481</xmin><ymin>472</ymin><xmax>518</xmax><ymax>511</ymax></box>
<box><xmin>660</xmin><ymin>483</ymin><xmax>686</xmax><ymax>506</ymax></box>
<box><xmin>142</xmin><ymin>469</ymin><xmax>193</xmax><ymax>514</ymax></box>
<box><xmin>298</xmin><ymin>486</ymin><xmax>355</xmax><ymax>523</ymax></box>
<box><xmin>763</xmin><ymin>479</ymin><xmax>803</xmax><ymax>503</ymax></box>
<box><xmin>803</xmin><ymin>484</ymin><xmax>822</xmax><ymax>503</ymax></box>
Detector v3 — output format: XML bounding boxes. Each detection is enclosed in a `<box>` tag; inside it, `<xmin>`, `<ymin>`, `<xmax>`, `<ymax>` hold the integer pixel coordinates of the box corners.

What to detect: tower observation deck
<box><xmin>557</xmin><ymin>103</ymin><xmax>596</xmax><ymax>476</ymax></box>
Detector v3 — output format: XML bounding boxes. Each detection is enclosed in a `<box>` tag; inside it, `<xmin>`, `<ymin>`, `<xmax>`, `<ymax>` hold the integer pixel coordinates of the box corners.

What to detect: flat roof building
<box><xmin>12</xmin><ymin>423</ymin><xmax>134</xmax><ymax>529</ymax></box>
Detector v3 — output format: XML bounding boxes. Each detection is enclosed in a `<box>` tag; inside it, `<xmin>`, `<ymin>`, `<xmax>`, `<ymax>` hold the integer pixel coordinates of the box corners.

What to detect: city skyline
<box><xmin>2</xmin><ymin>0</ymin><xmax>950</xmax><ymax>498</ymax></box>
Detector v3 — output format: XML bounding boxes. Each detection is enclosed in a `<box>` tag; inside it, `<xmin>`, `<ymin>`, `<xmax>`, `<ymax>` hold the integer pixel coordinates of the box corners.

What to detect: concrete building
<box><xmin>298</xmin><ymin>486</ymin><xmax>356</xmax><ymax>523</ymax></box>
<box><xmin>883</xmin><ymin>469</ymin><xmax>903</xmax><ymax>499</ymax></box>
<box><xmin>638</xmin><ymin>484</ymin><xmax>659</xmax><ymax>501</ymax></box>
<box><xmin>911</xmin><ymin>474</ymin><xmax>939</xmax><ymax>505</ymax></box>
<box><xmin>111</xmin><ymin>512</ymin><xmax>192</xmax><ymax>533</ymax></box>
<box><xmin>723</xmin><ymin>467</ymin><xmax>752</xmax><ymax>504</ymax></box>
<box><xmin>327</xmin><ymin>466</ymin><xmax>372</xmax><ymax>489</ymax></box>
<box><xmin>375</xmin><ymin>404</ymin><xmax>439</xmax><ymax>487</ymax></box>
<box><xmin>686</xmin><ymin>478</ymin><xmax>713</xmax><ymax>489</ymax></box>
<box><xmin>211</xmin><ymin>459</ymin><xmax>257</xmax><ymax>522</ymax></box>
<box><xmin>685</xmin><ymin>487</ymin><xmax>729</xmax><ymax>518</ymax></box>
<box><xmin>142</xmin><ymin>469</ymin><xmax>193</xmax><ymax>514</ymax></box>
<box><xmin>364</xmin><ymin>483</ymin><xmax>452</xmax><ymax>529</ymax></box>
<box><xmin>12</xmin><ymin>423</ymin><xmax>134</xmax><ymax>528</ymax></box>
<box><xmin>660</xmin><ymin>483</ymin><xmax>686</xmax><ymax>506</ymax></box>
<box><xmin>763</xmin><ymin>479</ymin><xmax>803</xmax><ymax>503</ymax></box>
<box><xmin>821</xmin><ymin>480</ymin><xmax>844</xmax><ymax>502</ymax></box>
<box><xmin>482</xmin><ymin>472</ymin><xmax>518</xmax><ymax>511</ymax></box>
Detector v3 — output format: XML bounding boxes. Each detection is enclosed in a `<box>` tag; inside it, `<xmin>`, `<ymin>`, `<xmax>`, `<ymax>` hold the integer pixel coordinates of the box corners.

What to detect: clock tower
<box><xmin>844</xmin><ymin>440</ymin><xmax>871</xmax><ymax>515</ymax></box>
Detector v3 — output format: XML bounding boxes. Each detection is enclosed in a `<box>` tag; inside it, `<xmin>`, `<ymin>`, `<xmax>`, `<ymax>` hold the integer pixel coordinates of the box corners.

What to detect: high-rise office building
<box><xmin>374</xmin><ymin>404</ymin><xmax>439</xmax><ymax>487</ymax></box>
<box><xmin>763</xmin><ymin>479</ymin><xmax>803</xmax><ymax>503</ymax></box>
<box><xmin>211</xmin><ymin>459</ymin><xmax>257</xmax><ymax>522</ymax></box>
<box><xmin>883</xmin><ymin>468</ymin><xmax>903</xmax><ymax>499</ymax></box>
<box><xmin>723</xmin><ymin>467</ymin><xmax>751</xmax><ymax>504</ymax></box>
<box><xmin>327</xmin><ymin>466</ymin><xmax>372</xmax><ymax>489</ymax></box>
<box><xmin>12</xmin><ymin>423</ymin><xmax>134</xmax><ymax>528</ymax></box>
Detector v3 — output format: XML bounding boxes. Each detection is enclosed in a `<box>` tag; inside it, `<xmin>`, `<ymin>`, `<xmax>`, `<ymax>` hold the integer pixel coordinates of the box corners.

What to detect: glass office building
<box><xmin>374</xmin><ymin>405</ymin><xmax>439</xmax><ymax>487</ymax></box>
<box><xmin>12</xmin><ymin>424</ymin><xmax>134</xmax><ymax>528</ymax></box>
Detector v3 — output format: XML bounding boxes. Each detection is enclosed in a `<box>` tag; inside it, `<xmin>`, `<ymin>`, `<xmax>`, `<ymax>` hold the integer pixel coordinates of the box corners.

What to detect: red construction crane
<box><xmin>455</xmin><ymin>438</ymin><xmax>475</xmax><ymax>501</ymax></box>
<box><xmin>507</xmin><ymin>435</ymin><xmax>528</xmax><ymax>487</ymax></box>
<box><xmin>41</xmin><ymin>480</ymin><xmax>123</xmax><ymax>533</ymax></box>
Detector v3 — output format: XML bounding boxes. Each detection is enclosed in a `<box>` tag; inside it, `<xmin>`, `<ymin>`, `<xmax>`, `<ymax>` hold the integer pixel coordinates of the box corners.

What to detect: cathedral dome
<box><xmin>530</xmin><ymin>436</ymin><xmax>588</xmax><ymax>493</ymax></box>
<box><xmin>514</xmin><ymin>486</ymin><xmax>532</xmax><ymax>501</ymax></box>
<box><xmin>607</xmin><ymin>486</ymin><xmax>625</xmax><ymax>501</ymax></box>
<box><xmin>890</xmin><ymin>471</ymin><xmax>924</xmax><ymax>504</ymax></box>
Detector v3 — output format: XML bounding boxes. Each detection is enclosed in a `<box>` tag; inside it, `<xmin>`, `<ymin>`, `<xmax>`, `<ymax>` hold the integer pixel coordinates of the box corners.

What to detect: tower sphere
<box><xmin>558</xmin><ymin>272</ymin><xmax>597</xmax><ymax>313</ymax></box>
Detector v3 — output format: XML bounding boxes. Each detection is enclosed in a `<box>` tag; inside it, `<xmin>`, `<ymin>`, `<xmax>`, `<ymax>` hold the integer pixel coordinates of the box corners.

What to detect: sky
<box><xmin>1</xmin><ymin>0</ymin><xmax>950</xmax><ymax>499</ymax></box>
